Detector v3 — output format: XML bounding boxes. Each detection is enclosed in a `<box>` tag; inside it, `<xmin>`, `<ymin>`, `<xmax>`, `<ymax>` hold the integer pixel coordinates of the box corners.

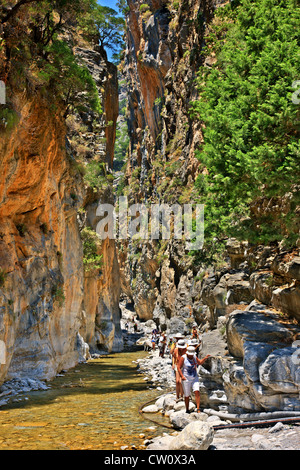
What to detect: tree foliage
<box><xmin>80</xmin><ymin>3</ymin><xmax>125</xmax><ymax>57</ymax></box>
<box><xmin>0</xmin><ymin>0</ymin><xmax>110</xmax><ymax>116</ymax></box>
<box><xmin>191</xmin><ymin>0</ymin><xmax>300</xmax><ymax>260</ymax></box>
<box><xmin>36</xmin><ymin>40</ymin><xmax>102</xmax><ymax>116</ymax></box>
<box><xmin>81</xmin><ymin>227</ymin><xmax>103</xmax><ymax>273</ymax></box>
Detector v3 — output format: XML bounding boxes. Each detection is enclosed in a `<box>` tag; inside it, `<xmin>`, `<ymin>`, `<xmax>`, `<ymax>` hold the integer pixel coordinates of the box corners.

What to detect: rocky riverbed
<box><xmin>0</xmin><ymin>300</ymin><xmax>298</xmax><ymax>451</ymax></box>
<box><xmin>136</xmin><ymin>350</ymin><xmax>300</xmax><ymax>450</ymax></box>
<box><xmin>123</xmin><ymin>305</ymin><xmax>300</xmax><ymax>451</ymax></box>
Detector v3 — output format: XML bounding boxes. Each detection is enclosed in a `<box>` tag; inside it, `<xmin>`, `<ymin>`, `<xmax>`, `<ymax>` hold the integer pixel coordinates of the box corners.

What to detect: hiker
<box><xmin>178</xmin><ymin>345</ymin><xmax>210</xmax><ymax>413</ymax></box>
<box><xmin>169</xmin><ymin>336</ymin><xmax>176</xmax><ymax>358</ymax></box>
<box><xmin>172</xmin><ymin>333</ymin><xmax>184</xmax><ymax>352</ymax></box>
<box><xmin>190</xmin><ymin>323</ymin><xmax>202</xmax><ymax>356</ymax></box>
<box><xmin>168</xmin><ymin>336</ymin><xmax>175</xmax><ymax>356</ymax></box>
<box><xmin>188</xmin><ymin>338</ymin><xmax>201</xmax><ymax>357</ymax></box>
<box><xmin>191</xmin><ymin>323</ymin><xmax>200</xmax><ymax>341</ymax></box>
<box><xmin>172</xmin><ymin>339</ymin><xmax>187</xmax><ymax>401</ymax></box>
<box><xmin>169</xmin><ymin>332</ymin><xmax>183</xmax><ymax>358</ymax></box>
<box><xmin>158</xmin><ymin>332</ymin><xmax>167</xmax><ymax>357</ymax></box>
<box><xmin>151</xmin><ymin>330</ymin><xmax>158</xmax><ymax>350</ymax></box>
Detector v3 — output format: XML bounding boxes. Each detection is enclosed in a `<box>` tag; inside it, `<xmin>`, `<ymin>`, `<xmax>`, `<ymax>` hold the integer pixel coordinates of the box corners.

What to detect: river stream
<box><xmin>0</xmin><ymin>350</ymin><xmax>164</xmax><ymax>450</ymax></box>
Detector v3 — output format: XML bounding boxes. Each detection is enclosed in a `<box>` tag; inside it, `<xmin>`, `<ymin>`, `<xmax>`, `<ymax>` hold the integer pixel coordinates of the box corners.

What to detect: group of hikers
<box><xmin>151</xmin><ymin>324</ymin><xmax>210</xmax><ymax>414</ymax></box>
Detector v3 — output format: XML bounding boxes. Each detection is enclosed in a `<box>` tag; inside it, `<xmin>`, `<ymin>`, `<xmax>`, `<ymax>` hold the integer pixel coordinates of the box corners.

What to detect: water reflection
<box><xmin>0</xmin><ymin>351</ymin><xmax>164</xmax><ymax>450</ymax></box>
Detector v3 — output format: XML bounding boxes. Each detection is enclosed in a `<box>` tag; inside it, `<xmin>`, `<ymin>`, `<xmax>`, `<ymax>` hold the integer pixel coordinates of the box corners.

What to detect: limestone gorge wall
<box><xmin>0</xmin><ymin>0</ymin><xmax>299</xmax><ymax>417</ymax></box>
<box><xmin>72</xmin><ymin>44</ymin><xmax>122</xmax><ymax>355</ymax></box>
<box><xmin>0</xmin><ymin>34</ymin><xmax>121</xmax><ymax>386</ymax></box>
<box><xmin>120</xmin><ymin>0</ymin><xmax>300</xmax><ymax>412</ymax></box>
<box><xmin>0</xmin><ymin>92</ymin><xmax>84</xmax><ymax>383</ymax></box>
<box><xmin>120</xmin><ymin>0</ymin><xmax>210</xmax><ymax>320</ymax></box>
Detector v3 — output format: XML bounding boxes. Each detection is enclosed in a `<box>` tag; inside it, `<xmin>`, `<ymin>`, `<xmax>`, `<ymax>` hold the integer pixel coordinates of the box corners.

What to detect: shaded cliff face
<box><xmin>121</xmin><ymin>0</ymin><xmax>300</xmax><ymax>326</ymax></box>
<box><xmin>119</xmin><ymin>0</ymin><xmax>214</xmax><ymax>321</ymax></box>
<box><xmin>120</xmin><ymin>0</ymin><xmax>300</xmax><ymax>413</ymax></box>
<box><xmin>0</xmin><ymin>30</ymin><xmax>120</xmax><ymax>384</ymax></box>
<box><xmin>72</xmin><ymin>43</ymin><xmax>122</xmax><ymax>355</ymax></box>
<box><xmin>124</xmin><ymin>0</ymin><xmax>213</xmax><ymax>195</ymax></box>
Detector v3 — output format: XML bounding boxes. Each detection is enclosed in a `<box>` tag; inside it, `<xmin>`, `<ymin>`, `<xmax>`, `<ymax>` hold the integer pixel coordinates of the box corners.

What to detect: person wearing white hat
<box><xmin>188</xmin><ymin>338</ymin><xmax>202</xmax><ymax>357</ymax></box>
<box><xmin>172</xmin><ymin>339</ymin><xmax>187</xmax><ymax>401</ymax></box>
<box><xmin>158</xmin><ymin>332</ymin><xmax>167</xmax><ymax>358</ymax></box>
<box><xmin>191</xmin><ymin>324</ymin><xmax>202</xmax><ymax>354</ymax></box>
<box><xmin>178</xmin><ymin>346</ymin><xmax>210</xmax><ymax>413</ymax></box>
<box><xmin>170</xmin><ymin>333</ymin><xmax>184</xmax><ymax>357</ymax></box>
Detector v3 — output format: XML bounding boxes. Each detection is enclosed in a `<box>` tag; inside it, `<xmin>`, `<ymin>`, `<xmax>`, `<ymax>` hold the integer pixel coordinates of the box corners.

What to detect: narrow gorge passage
<box><xmin>0</xmin><ymin>0</ymin><xmax>299</xmax><ymax>453</ymax></box>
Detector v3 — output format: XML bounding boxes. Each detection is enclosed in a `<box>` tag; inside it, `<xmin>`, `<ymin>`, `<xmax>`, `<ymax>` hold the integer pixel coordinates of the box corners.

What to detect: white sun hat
<box><xmin>177</xmin><ymin>339</ymin><xmax>187</xmax><ymax>349</ymax></box>
<box><xmin>186</xmin><ymin>346</ymin><xmax>196</xmax><ymax>355</ymax></box>
<box><xmin>174</xmin><ymin>332</ymin><xmax>184</xmax><ymax>339</ymax></box>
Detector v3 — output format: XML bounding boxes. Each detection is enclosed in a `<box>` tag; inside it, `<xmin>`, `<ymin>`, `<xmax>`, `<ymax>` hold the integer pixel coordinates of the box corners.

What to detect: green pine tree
<box><xmin>191</xmin><ymin>0</ymin><xmax>300</xmax><ymax>261</ymax></box>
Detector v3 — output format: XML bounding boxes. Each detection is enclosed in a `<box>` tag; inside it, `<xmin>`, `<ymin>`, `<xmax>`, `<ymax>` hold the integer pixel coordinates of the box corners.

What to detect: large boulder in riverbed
<box><xmin>271</xmin><ymin>285</ymin><xmax>300</xmax><ymax>322</ymax></box>
<box><xmin>168</xmin><ymin>421</ymin><xmax>214</xmax><ymax>451</ymax></box>
<box><xmin>169</xmin><ymin>409</ymin><xmax>208</xmax><ymax>430</ymax></box>
<box><xmin>226</xmin><ymin>308</ymin><xmax>294</xmax><ymax>359</ymax></box>
<box><xmin>259</xmin><ymin>347</ymin><xmax>300</xmax><ymax>394</ymax></box>
<box><xmin>147</xmin><ymin>421</ymin><xmax>214</xmax><ymax>451</ymax></box>
<box><xmin>224</xmin><ymin>304</ymin><xmax>300</xmax><ymax>411</ymax></box>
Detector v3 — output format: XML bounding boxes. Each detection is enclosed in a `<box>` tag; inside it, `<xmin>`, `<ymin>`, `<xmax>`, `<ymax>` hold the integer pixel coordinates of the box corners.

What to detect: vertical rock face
<box><xmin>82</xmin><ymin>239</ymin><xmax>122</xmax><ymax>354</ymax></box>
<box><xmin>120</xmin><ymin>0</ymin><xmax>214</xmax><ymax>321</ymax></box>
<box><xmin>104</xmin><ymin>61</ymin><xmax>119</xmax><ymax>169</ymax></box>
<box><xmin>73</xmin><ymin>44</ymin><xmax>122</xmax><ymax>354</ymax></box>
<box><xmin>95</xmin><ymin>238</ymin><xmax>123</xmax><ymax>353</ymax></box>
<box><xmin>0</xmin><ymin>39</ymin><xmax>121</xmax><ymax>385</ymax></box>
<box><xmin>124</xmin><ymin>0</ymin><xmax>213</xmax><ymax>186</ymax></box>
<box><xmin>126</xmin><ymin>0</ymin><xmax>171</xmax><ymax>142</ymax></box>
<box><xmin>0</xmin><ymin>93</ymin><xmax>85</xmax><ymax>383</ymax></box>
<box><xmin>122</xmin><ymin>0</ymin><xmax>300</xmax><ymax>327</ymax></box>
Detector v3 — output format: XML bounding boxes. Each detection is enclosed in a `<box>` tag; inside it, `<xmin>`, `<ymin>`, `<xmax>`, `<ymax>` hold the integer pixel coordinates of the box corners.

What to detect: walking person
<box><xmin>158</xmin><ymin>332</ymin><xmax>167</xmax><ymax>358</ymax></box>
<box><xmin>178</xmin><ymin>346</ymin><xmax>210</xmax><ymax>413</ymax></box>
<box><xmin>190</xmin><ymin>323</ymin><xmax>202</xmax><ymax>357</ymax></box>
<box><xmin>151</xmin><ymin>328</ymin><xmax>158</xmax><ymax>350</ymax></box>
<box><xmin>172</xmin><ymin>339</ymin><xmax>187</xmax><ymax>401</ymax></box>
<box><xmin>171</xmin><ymin>332</ymin><xmax>184</xmax><ymax>353</ymax></box>
<box><xmin>188</xmin><ymin>338</ymin><xmax>201</xmax><ymax>358</ymax></box>
<box><xmin>191</xmin><ymin>323</ymin><xmax>200</xmax><ymax>341</ymax></box>
<box><xmin>168</xmin><ymin>336</ymin><xmax>176</xmax><ymax>358</ymax></box>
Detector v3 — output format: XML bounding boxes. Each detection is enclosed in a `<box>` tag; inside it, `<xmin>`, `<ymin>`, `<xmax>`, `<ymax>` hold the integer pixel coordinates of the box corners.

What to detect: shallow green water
<box><xmin>0</xmin><ymin>351</ymin><xmax>165</xmax><ymax>450</ymax></box>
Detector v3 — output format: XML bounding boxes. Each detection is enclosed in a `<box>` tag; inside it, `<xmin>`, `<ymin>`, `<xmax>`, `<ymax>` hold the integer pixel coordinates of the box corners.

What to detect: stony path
<box><xmin>211</xmin><ymin>422</ymin><xmax>300</xmax><ymax>450</ymax></box>
<box><xmin>121</xmin><ymin>301</ymin><xmax>300</xmax><ymax>451</ymax></box>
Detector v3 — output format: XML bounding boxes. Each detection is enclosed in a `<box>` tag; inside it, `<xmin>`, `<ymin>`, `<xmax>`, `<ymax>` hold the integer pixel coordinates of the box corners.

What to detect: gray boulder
<box><xmin>169</xmin><ymin>410</ymin><xmax>207</xmax><ymax>430</ymax></box>
<box><xmin>226</xmin><ymin>309</ymin><xmax>294</xmax><ymax>358</ymax></box>
<box><xmin>169</xmin><ymin>421</ymin><xmax>214</xmax><ymax>450</ymax></box>
<box><xmin>259</xmin><ymin>346</ymin><xmax>300</xmax><ymax>394</ymax></box>
<box><xmin>147</xmin><ymin>421</ymin><xmax>214</xmax><ymax>451</ymax></box>
<box><xmin>224</xmin><ymin>307</ymin><xmax>300</xmax><ymax>411</ymax></box>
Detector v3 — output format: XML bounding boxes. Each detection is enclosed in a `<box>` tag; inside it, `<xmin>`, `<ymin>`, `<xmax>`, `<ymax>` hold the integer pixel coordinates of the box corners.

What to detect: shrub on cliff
<box><xmin>191</xmin><ymin>0</ymin><xmax>300</xmax><ymax>259</ymax></box>
<box><xmin>81</xmin><ymin>227</ymin><xmax>103</xmax><ymax>273</ymax></box>
<box><xmin>0</xmin><ymin>0</ymin><xmax>102</xmax><ymax>117</ymax></box>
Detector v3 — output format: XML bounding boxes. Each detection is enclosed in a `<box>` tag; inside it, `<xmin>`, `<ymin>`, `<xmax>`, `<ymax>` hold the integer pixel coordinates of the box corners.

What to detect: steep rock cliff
<box><xmin>119</xmin><ymin>0</ymin><xmax>300</xmax><ymax>412</ymax></box>
<box><xmin>120</xmin><ymin>0</ymin><xmax>214</xmax><ymax>321</ymax></box>
<box><xmin>71</xmin><ymin>42</ymin><xmax>122</xmax><ymax>354</ymax></box>
<box><xmin>121</xmin><ymin>0</ymin><xmax>300</xmax><ymax>328</ymax></box>
<box><xmin>0</xmin><ymin>21</ymin><xmax>120</xmax><ymax>385</ymax></box>
<box><xmin>0</xmin><ymin>92</ymin><xmax>85</xmax><ymax>383</ymax></box>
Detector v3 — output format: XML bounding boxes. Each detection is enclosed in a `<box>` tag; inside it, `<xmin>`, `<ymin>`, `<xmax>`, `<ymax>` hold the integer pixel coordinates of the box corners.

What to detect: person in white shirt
<box><xmin>178</xmin><ymin>346</ymin><xmax>210</xmax><ymax>413</ymax></box>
